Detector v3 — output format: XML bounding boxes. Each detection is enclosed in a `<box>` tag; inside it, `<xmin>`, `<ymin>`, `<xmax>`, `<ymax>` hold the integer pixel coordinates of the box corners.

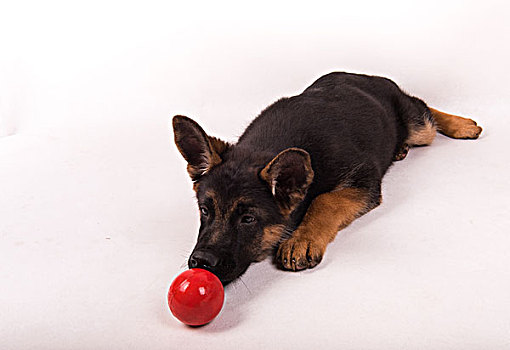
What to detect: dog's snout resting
<box><xmin>188</xmin><ymin>250</ymin><xmax>220</xmax><ymax>270</ymax></box>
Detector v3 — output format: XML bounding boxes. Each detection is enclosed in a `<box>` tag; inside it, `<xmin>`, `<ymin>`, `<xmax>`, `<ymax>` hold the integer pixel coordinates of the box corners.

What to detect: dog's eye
<box><xmin>200</xmin><ymin>207</ymin><xmax>209</xmax><ymax>216</ymax></box>
<box><xmin>241</xmin><ymin>215</ymin><xmax>256</xmax><ymax>224</ymax></box>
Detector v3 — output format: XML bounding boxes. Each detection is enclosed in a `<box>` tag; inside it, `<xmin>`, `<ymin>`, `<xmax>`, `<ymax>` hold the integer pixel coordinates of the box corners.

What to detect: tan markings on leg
<box><xmin>193</xmin><ymin>182</ymin><xmax>200</xmax><ymax>192</ymax></box>
<box><xmin>429</xmin><ymin>108</ymin><xmax>482</xmax><ymax>139</ymax></box>
<box><xmin>254</xmin><ymin>224</ymin><xmax>286</xmax><ymax>262</ymax></box>
<box><xmin>277</xmin><ymin>187</ymin><xmax>370</xmax><ymax>271</ymax></box>
<box><xmin>407</xmin><ymin>118</ymin><xmax>437</xmax><ymax>146</ymax></box>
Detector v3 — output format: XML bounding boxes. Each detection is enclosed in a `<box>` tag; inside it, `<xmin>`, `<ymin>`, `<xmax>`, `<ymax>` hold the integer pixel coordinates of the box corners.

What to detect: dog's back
<box><xmin>236</xmin><ymin>72</ymin><xmax>428</xmax><ymax>221</ymax></box>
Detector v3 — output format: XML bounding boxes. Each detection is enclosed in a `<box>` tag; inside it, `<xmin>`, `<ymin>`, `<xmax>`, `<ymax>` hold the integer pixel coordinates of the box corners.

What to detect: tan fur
<box><xmin>407</xmin><ymin>118</ymin><xmax>437</xmax><ymax>146</ymax></box>
<box><xmin>255</xmin><ymin>224</ymin><xmax>286</xmax><ymax>262</ymax></box>
<box><xmin>429</xmin><ymin>108</ymin><xmax>482</xmax><ymax>139</ymax></box>
<box><xmin>277</xmin><ymin>187</ymin><xmax>369</xmax><ymax>271</ymax></box>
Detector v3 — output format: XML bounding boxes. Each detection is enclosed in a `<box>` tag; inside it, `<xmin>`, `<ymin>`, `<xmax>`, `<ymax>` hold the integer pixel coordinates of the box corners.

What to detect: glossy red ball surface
<box><xmin>168</xmin><ymin>268</ymin><xmax>224</xmax><ymax>326</ymax></box>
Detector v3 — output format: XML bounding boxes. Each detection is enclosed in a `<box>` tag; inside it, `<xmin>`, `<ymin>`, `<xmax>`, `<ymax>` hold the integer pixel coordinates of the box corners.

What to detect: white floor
<box><xmin>1</xmin><ymin>1</ymin><xmax>510</xmax><ymax>349</ymax></box>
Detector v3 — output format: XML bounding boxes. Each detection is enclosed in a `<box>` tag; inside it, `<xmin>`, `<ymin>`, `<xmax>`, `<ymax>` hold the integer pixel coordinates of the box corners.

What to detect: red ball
<box><xmin>168</xmin><ymin>268</ymin><xmax>224</xmax><ymax>326</ymax></box>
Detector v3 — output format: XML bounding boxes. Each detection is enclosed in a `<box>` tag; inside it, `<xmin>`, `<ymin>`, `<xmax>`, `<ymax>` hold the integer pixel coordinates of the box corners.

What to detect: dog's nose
<box><xmin>189</xmin><ymin>250</ymin><xmax>220</xmax><ymax>270</ymax></box>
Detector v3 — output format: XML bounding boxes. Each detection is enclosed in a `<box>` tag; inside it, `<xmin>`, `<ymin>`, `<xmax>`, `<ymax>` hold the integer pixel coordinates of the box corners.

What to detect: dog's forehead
<box><xmin>198</xmin><ymin>164</ymin><xmax>266</xmax><ymax>207</ymax></box>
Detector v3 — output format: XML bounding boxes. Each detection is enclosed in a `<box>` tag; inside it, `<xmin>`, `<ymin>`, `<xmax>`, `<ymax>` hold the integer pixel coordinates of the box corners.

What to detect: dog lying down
<box><xmin>172</xmin><ymin>72</ymin><xmax>482</xmax><ymax>285</ymax></box>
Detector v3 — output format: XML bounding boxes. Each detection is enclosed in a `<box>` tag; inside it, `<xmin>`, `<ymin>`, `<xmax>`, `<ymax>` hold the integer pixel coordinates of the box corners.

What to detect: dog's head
<box><xmin>173</xmin><ymin>116</ymin><xmax>314</xmax><ymax>284</ymax></box>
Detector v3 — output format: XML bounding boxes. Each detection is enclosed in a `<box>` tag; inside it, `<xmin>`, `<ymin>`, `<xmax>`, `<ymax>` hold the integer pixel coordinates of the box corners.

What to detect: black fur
<box><xmin>174</xmin><ymin>72</ymin><xmax>432</xmax><ymax>284</ymax></box>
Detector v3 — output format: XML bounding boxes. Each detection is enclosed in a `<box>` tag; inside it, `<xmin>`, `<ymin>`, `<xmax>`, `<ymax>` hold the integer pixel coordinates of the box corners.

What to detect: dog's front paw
<box><xmin>276</xmin><ymin>237</ymin><xmax>326</xmax><ymax>271</ymax></box>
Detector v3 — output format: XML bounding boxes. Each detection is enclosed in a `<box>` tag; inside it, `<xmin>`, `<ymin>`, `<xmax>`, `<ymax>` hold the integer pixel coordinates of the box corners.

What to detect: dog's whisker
<box><xmin>180</xmin><ymin>259</ymin><xmax>188</xmax><ymax>269</ymax></box>
<box><xmin>238</xmin><ymin>277</ymin><xmax>252</xmax><ymax>295</ymax></box>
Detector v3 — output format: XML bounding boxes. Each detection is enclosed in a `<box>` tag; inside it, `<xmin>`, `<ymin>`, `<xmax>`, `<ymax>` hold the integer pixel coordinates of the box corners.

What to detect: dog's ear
<box><xmin>260</xmin><ymin>148</ymin><xmax>314</xmax><ymax>214</ymax></box>
<box><xmin>172</xmin><ymin>115</ymin><xmax>230</xmax><ymax>181</ymax></box>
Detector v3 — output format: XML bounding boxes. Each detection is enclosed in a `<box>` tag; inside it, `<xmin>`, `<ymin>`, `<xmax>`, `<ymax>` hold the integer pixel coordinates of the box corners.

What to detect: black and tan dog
<box><xmin>172</xmin><ymin>72</ymin><xmax>482</xmax><ymax>285</ymax></box>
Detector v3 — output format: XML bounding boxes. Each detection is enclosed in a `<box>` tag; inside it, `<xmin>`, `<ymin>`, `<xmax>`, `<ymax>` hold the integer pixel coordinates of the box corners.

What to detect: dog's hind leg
<box><xmin>429</xmin><ymin>108</ymin><xmax>483</xmax><ymax>139</ymax></box>
<box><xmin>393</xmin><ymin>143</ymin><xmax>410</xmax><ymax>161</ymax></box>
<box><xmin>276</xmin><ymin>186</ymin><xmax>380</xmax><ymax>271</ymax></box>
<box><xmin>406</xmin><ymin>113</ymin><xmax>437</xmax><ymax>147</ymax></box>
<box><xmin>392</xmin><ymin>95</ymin><xmax>437</xmax><ymax>161</ymax></box>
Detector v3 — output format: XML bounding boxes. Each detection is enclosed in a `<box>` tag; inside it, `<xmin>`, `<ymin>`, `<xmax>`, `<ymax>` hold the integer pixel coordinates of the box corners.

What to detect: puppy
<box><xmin>173</xmin><ymin>72</ymin><xmax>482</xmax><ymax>285</ymax></box>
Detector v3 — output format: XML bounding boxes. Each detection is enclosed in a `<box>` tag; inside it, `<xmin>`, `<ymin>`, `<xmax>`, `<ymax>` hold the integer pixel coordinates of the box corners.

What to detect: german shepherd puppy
<box><xmin>173</xmin><ymin>72</ymin><xmax>482</xmax><ymax>285</ymax></box>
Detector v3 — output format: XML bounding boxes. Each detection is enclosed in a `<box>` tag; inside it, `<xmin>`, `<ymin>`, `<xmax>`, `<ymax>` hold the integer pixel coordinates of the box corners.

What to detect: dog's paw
<box><xmin>452</xmin><ymin>121</ymin><xmax>483</xmax><ymax>139</ymax></box>
<box><xmin>276</xmin><ymin>237</ymin><xmax>326</xmax><ymax>271</ymax></box>
<box><xmin>393</xmin><ymin>143</ymin><xmax>409</xmax><ymax>161</ymax></box>
<box><xmin>448</xmin><ymin>118</ymin><xmax>483</xmax><ymax>139</ymax></box>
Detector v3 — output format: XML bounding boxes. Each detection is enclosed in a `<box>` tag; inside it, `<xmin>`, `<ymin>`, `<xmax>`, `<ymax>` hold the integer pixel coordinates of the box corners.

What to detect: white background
<box><xmin>1</xmin><ymin>1</ymin><xmax>509</xmax><ymax>349</ymax></box>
